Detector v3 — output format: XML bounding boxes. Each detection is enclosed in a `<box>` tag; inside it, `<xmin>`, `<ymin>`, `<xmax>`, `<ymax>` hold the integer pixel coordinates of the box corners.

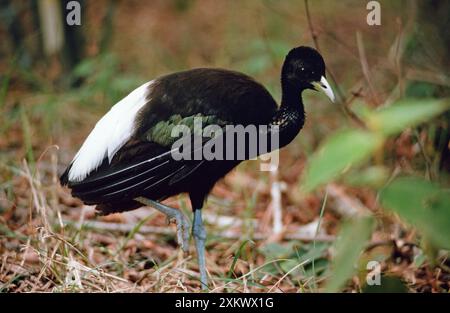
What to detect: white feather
<box><xmin>68</xmin><ymin>81</ymin><xmax>154</xmax><ymax>182</ymax></box>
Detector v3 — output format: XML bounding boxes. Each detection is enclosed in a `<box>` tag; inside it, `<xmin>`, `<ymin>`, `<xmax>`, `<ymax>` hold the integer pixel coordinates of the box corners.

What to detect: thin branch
<box><xmin>326</xmin><ymin>183</ymin><xmax>372</xmax><ymax>218</ymax></box>
<box><xmin>356</xmin><ymin>31</ymin><xmax>381</xmax><ymax>106</ymax></box>
<box><xmin>304</xmin><ymin>0</ymin><xmax>366</xmax><ymax>128</ymax></box>
<box><xmin>269</xmin><ymin>165</ymin><xmax>283</xmax><ymax>235</ymax></box>
<box><xmin>304</xmin><ymin>0</ymin><xmax>320</xmax><ymax>50</ymax></box>
<box><xmin>65</xmin><ymin>220</ymin><xmax>335</xmax><ymax>242</ymax></box>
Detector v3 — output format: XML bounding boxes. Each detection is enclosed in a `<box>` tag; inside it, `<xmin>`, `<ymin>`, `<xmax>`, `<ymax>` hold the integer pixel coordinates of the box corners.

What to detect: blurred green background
<box><xmin>0</xmin><ymin>0</ymin><xmax>449</xmax><ymax>293</ymax></box>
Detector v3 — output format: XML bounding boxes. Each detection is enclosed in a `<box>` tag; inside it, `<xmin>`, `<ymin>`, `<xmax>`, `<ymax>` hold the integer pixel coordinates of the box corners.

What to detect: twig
<box><xmin>65</xmin><ymin>219</ymin><xmax>335</xmax><ymax>242</ymax></box>
<box><xmin>22</xmin><ymin>159</ymin><xmax>51</xmax><ymax>232</ymax></box>
<box><xmin>405</xmin><ymin>68</ymin><xmax>450</xmax><ymax>87</ymax></box>
<box><xmin>414</xmin><ymin>129</ymin><xmax>433</xmax><ymax>180</ymax></box>
<box><xmin>312</xmin><ymin>189</ymin><xmax>328</xmax><ymax>291</ymax></box>
<box><xmin>356</xmin><ymin>31</ymin><xmax>381</xmax><ymax>105</ymax></box>
<box><xmin>304</xmin><ymin>0</ymin><xmax>320</xmax><ymax>50</ymax></box>
<box><xmin>326</xmin><ymin>183</ymin><xmax>371</xmax><ymax>218</ymax></box>
<box><xmin>203</xmin><ymin>212</ymin><xmax>257</xmax><ymax>228</ymax></box>
<box><xmin>394</xmin><ymin>21</ymin><xmax>405</xmax><ymax>98</ymax></box>
<box><xmin>304</xmin><ymin>0</ymin><xmax>366</xmax><ymax>128</ymax></box>
<box><xmin>304</xmin><ymin>0</ymin><xmax>343</xmax><ymax>102</ymax></box>
<box><xmin>267</xmin><ymin>258</ymin><xmax>311</xmax><ymax>292</ymax></box>
<box><xmin>269</xmin><ymin>164</ymin><xmax>284</xmax><ymax>235</ymax></box>
<box><xmin>70</xmin><ymin>220</ymin><xmax>174</xmax><ymax>235</ymax></box>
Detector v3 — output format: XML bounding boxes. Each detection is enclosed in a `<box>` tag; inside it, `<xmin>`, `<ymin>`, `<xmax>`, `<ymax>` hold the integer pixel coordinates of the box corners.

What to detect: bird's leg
<box><xmin>135</xmin><ymin>197</ymin><xmax>189</xmax><ymax>253</ymax></box>
<box><xmin>192</xmin><ymin>209</ymin><xmax>208</xmax><ymax>290</ymax></box>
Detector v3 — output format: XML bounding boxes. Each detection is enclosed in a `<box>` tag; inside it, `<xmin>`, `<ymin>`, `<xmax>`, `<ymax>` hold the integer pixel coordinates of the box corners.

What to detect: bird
<box><xmin>60</xmin><ymin>46</ymin><xmax>335</xmax><ymax>290</ymax></box>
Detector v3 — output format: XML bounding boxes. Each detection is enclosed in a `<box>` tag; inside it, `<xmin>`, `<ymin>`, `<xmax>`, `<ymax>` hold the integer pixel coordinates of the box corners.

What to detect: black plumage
<box><xmin>60</xmin><ymin>46</ymin><xmax>334</xmax><ymax>289</ymax></box>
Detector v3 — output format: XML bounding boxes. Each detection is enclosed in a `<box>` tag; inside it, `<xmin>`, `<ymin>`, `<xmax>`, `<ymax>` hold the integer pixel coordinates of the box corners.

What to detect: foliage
<box><xmin>259</xmin><ymin>241</ymin><xmax>330</xmax><ymax>289</ymax></box>
<box><xmin>301</xmin><ymin>98</ymin><xmax>450</xmax><ymax>290</ymax></box>
<box><xmin>71</xmin><ymin>53</ymin><xmax>144</xmax><ymax>106</ymax></box>
<box><xmin>380</xmin><ymin>177</ymin><xmax>450</xmax><ymax>250</ymax></box>
<box><xmin>302</xmin><ymin>98</ymin><xmax>450</xmax><ymax>192</ymax></box>
<box><xmin>301</xmin><ymin>130</ymin><xmax>383</xmax><ymax>192</ymax></box>
<box><xmin>324</xmin><ymin>216</ymin><xmax>374</xmax><ymax>292</ymax></box>
<box><xmin>1</xmin><ymin>0</ymin><xmax>449</xmax><ymax>293</ymax></box>
<box><xmin>366</xmin><ymin>99</ymin><xmax>450</xmax><ymax>136</ymax></box>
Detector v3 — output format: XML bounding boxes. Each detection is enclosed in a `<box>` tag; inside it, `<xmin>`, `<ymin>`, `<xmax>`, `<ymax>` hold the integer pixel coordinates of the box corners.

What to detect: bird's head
<box><xmin>282</xmin><ymin>46</ymin><xmax>335</xmax><ymax>102</ymax></box>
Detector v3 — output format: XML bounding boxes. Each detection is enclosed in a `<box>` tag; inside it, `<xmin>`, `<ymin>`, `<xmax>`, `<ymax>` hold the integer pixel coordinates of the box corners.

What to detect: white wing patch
<box><xmin>68</xmin><ymin>81</ymin><xmax>154</xmax><ymax>182</ymax></box>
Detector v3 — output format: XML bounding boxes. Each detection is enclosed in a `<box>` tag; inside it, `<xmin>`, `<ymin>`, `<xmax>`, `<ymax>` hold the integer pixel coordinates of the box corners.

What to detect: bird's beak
<box><xmin>312</xmin><ymin>76</ymin><xmax>335</xmax><ymax>103</ymax></box>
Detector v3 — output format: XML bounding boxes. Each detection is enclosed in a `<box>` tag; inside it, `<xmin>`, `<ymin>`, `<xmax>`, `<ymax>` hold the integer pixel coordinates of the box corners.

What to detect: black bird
<box><xmin>60</xmin><ymin>46</ymin><xmax>335</xmax><ymax>289</ymax></box>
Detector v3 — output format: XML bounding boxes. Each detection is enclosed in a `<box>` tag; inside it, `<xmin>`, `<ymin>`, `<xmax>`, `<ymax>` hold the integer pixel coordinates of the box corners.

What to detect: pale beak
<box><xmin>312</xmin><ymin>76</ymin><xmax>335</xmax><ymax>103</ymax></box>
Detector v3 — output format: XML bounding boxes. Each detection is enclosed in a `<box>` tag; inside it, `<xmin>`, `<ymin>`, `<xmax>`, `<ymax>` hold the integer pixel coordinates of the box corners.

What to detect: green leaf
<box><xmin>405</xmin><ymin>82</ymin><xmax>440</xmax><ymax>98</ymax></box>
<box><xmin>343</xmin><ymin>166</ymin><xmax>389</xmax><ymax>188</ymax></box>
<box><xmin>380</xmin><ymin>177</ymin><xmax>450</xmax><ymax>250</ymax></box>
<box><xmin>366</xmin><ymin>98</ymin><xmax>450</xmax><ymax>136</ymax></box>
<box><xmin>301</xmin><ymin>130</ymin><xmax>382</xmax><ymax>192</ymax></box>
<box><xmin>279</xmin><ymin>243</ymin><xmax>329</xmax><ymax>277</ymax></box>
<box><xmin>259</xmin><ymin>242</ymin><xmax>298</xmax><ymax>259</ymax></box>
<box><xmin>349</xmin><ymin>100</ymin><xmax>372</xmax><ymax>120</ymax></box>
<box><xmin>325</xmin><ymin>216</ymin><xmax>375</xmax><ymax>292</ymax></box>
<box><xmin>362</xmin><ymin>276</ymin><xmax>408</xmax><ymax>293</ymax></box>
<box><xmin>72</xmin><ymin>58</ymin><xmax>97</xmax><ymax>78</ymax></box>
<box><xmin>228</xmin><ymin>239</ymin><xmax>254</xmax><ymax>278</ymax></box>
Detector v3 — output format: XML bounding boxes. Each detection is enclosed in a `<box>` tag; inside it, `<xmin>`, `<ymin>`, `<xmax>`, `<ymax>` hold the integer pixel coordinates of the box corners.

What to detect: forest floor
<box><xmin>1</xmin><ymin>0</ymin><xmax>449</xmax><ymax>293</ymax></box>
<box><xmin>1</xmin><ymin>134</ymin><xmax>448</xmax><ymax>292</ymax></box>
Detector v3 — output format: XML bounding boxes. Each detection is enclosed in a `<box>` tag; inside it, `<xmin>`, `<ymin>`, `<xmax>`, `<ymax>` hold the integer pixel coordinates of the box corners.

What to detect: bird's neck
<box><xmin>269</xmin><ymin>81</ymin><xmax>305</xmax><ymax>149</ymax></box>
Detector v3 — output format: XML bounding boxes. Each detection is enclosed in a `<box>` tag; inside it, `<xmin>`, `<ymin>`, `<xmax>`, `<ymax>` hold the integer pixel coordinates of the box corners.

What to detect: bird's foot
<box><xmin>170</xmin><ymin>211</ymin><xmax>190</xmax><ymax>253</ymax></box>
<box><xmin>135</xmin><ymin>197</ymin><xmax>190</xmax><ymax>253</ymax></box>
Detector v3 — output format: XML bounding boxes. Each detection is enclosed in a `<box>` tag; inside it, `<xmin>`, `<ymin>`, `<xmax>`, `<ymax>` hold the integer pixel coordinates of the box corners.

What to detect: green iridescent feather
<box><xmin>145</xmin><ymin>114</ymin><xmax>227</xmax><ymax>146</ymax></box>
